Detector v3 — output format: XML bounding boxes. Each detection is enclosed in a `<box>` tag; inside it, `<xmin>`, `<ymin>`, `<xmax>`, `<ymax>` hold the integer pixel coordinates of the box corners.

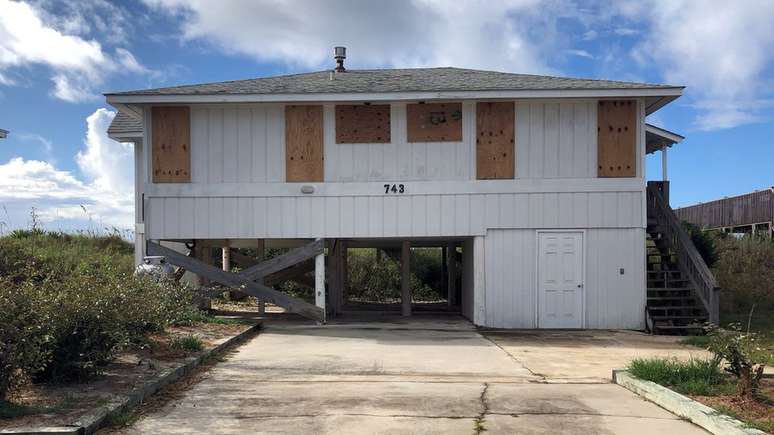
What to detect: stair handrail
<box><xmin>647</xmin><ymin>182</ymin><xmax>720</xmax><ymax>324</ymax></box>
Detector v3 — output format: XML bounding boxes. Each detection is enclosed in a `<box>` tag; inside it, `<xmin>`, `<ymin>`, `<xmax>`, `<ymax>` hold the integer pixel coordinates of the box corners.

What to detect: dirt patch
<box><xmin>689</xmin><ymin>378</ymin><xmax>774</xmax><ymax>433</ymax></box>
<box><xmin>0</xmin><ymin>321</ymin><xmax>254</xmax><ymax>431</ymax></box>
<box><xmin>212</xmin><ymin>298</ymin><xmax>285</xmax><ymax>314</ymax></box>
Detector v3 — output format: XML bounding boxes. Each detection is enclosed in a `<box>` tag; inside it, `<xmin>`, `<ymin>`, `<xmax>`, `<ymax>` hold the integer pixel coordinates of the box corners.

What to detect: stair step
<box><xmin>647</xmin><ymin>270</ymin><xmax>683</xmax><ymax>275</ymax></box>
<box><xmin>648</xmin><ymin>296</ymin><xmax>695</xmax><ymax>302</ymax></box>
<box><xmin>650</xmin><ymin>315</ymin><xmax>708</xmax><ymax>320</ymax></box>
<box><xmin>648</xmin><ymin>287</ymin><xmax>694</xmax><ymax>292</ymax></box>
<box><xmin>647</xmin><ymin>305</ymin><xmax>703</xmax><ymax>310</ymax></box>
<box><xmin>652</xmin><ymin>324</ymin><xmax>705</xmax><ymax>331</ymax></box>
<box><xmin>648</xmin><ymin>277</ymin><xmax>690</xmax><ymax>283</ymax></box>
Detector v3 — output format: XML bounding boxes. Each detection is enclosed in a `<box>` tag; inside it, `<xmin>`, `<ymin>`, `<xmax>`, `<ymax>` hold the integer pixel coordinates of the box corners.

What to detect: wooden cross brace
<box><xmin>146</xmin><ymin>240</ymin><xmax>325</xmax><ymax>322</ymax></box>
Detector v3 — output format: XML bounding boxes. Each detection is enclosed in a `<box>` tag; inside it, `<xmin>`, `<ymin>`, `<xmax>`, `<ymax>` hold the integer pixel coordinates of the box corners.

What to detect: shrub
<box><xmin>628</xmin><ymin>357</ymin><xmax>728</xmax><ymax>396</ymax></box>
<box><xmin>346</xmin><ymin>249</ymin><xmax>438</xmax><ymax>303</ymax></box>
<box><xmin>681</xmin><ymin>221</ymin><xmax>718</xmax><ymax>267</ymax></box>
<box><xmin>36</xmin><ymin>271</ymin><xmax>195</xmax><ymax>382</ymax></box>
<box><xmin>170</xmin><ymin>335</ymin><xmax>203</xmax><ymax>352</ymax></box>
<box><xmin>0</xmin><ymin>231</ymin><xmax>197</xmax><ymax>395</ymax></box>
<box><xmin>0</xmin><ymin>279</ymin><xmax>53</xmax><ymax>401</ymax></box>
<box><xmin>713</xmin><ymin>237</ymin><xmax>774</xmax><ymax>314</ymax></box>
<box><xmin>705</xmin><ymin>322</ymin><xmax>770</xmax><ymax>399</ymax></box>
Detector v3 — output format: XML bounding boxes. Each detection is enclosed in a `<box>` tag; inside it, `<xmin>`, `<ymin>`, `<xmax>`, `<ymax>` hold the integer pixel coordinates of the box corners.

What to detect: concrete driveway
<box><xmin>114</xmin><ymin>316</ymin><xmax>708</xmax><ymax>434</ymax></box>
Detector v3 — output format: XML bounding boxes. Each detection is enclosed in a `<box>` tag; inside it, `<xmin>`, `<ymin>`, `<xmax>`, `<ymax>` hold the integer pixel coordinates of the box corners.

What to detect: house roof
<box><xmin>107</xmin><ymin>111</ymin><xmax>142</xmax><ymax>140</ymax></box>
<box><xmin>0</xmin><ymin>128</ymin><xmax>7</xmax><ymax>139</ymax></box>
<box><xmin>645</xmin><ymin>123</ymin><xmax>684</xmax><ymax>154</ymax></box>
<box><xmin>105</xmin><ymin>67</ymin><xmax>683</xmax><ymax>114</ymax></box>
<box><xmin>107</xmin><ymin>67</ymin><xmax>680</xmax><ymax>97</ymax></box>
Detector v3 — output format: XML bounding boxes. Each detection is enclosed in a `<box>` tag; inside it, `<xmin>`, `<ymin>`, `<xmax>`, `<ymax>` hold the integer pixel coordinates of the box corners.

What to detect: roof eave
<box><xmin>645</xmin><ymin>123</ymin><xmax>685</xmax><ymax>154</ymax></box>
<box><xmin>646</xmin><ymin>123</ymin><xmax>684</xmax><ymax>144</ymax></box>
<box><xmin>106</xmin><ymin>87</ymin><xmax>684</xmax><ymax>105</ymax></box>
<box><xmin>108</xmin><ymin>130</ymin><xmax>143</xmax><ymax>141</ymax></box>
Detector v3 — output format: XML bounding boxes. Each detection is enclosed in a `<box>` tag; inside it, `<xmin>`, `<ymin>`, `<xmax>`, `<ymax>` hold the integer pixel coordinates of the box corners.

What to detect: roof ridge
<box><xmin>106</xmin><ymin>66</ymin><xmax>683</xmax><ymax>97</ymax></box>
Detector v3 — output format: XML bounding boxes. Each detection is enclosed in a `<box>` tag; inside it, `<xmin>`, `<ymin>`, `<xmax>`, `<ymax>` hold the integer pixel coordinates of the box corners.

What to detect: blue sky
<box><xmin>0</xmin><ymin>0</ymin><xmax>772</xmax><ymax>233</ymax></box>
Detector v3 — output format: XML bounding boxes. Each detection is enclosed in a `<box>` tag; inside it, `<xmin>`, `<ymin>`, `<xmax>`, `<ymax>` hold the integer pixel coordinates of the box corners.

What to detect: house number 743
<box><xmin>384</xmin><ymin>184</ymin><xmax>405</xmax><ymax>194</ymax></box>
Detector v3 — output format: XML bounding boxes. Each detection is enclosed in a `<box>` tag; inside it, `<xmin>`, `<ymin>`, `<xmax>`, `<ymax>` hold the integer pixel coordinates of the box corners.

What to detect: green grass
<box><xmin>627</xmin><ymin>357</ymin><xmax>735</xmax><ymax>396</ymax></box>
<box><xmin>712</xmin><ymin>405</ymin><xmax>774</xmax><ymax>433</ymax></box>
<box><xmin>170</xmin><ymin>335</ymin><xmax>203</xmax><ymax>352</ymax></box>
<box><xmin>722</xmin><ymin>312</ymin><xmax>774</xmax><ymax>366</ymax></box>
<box><xmin>107</xmin><ymin>410</ymin><xmax>139</xmax><ymax>427</ymax></box>
<box><xmin>174</xmin><ymin>309</ymin><xmax>249</xmax><ymax>326</ymax></box>
<box><xmin>681</xmin><ymin>312</ymin><xmax>774</xmax><ymax>366</ymax></box>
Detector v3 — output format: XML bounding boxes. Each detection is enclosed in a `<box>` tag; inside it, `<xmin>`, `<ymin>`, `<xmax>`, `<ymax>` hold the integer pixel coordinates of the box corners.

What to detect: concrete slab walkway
<box><xmin>483</xmin><ymin>329</ymin><xmax>711</xmax><ymax>383</ymax></box>
<box><xmin>111</xmin><ymin>316</ymin><xmax>708</xmax><ymax>434</ymax></box>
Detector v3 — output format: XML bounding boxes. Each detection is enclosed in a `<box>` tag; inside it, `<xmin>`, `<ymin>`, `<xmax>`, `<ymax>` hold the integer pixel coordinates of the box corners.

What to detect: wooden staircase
<box><xmin>646</xmin><ymin>182</ymin><xmax>720</xmax><ymax>334</ymax></box>
<box><xmin>646</xmin><ymin>235</ymin><xmax>708</xmax><ymax>334</ymax></box>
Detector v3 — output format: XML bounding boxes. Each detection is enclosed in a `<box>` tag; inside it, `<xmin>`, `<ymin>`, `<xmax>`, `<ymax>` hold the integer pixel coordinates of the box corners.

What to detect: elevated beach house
<box><xmin>106</xmin><ymin>48</ymin><xmax>719</xmax><ymax>332</ymax></box>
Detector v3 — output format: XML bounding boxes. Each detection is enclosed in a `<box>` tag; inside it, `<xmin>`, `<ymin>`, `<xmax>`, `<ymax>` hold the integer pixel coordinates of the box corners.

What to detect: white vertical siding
<box><xmin>481</xmin><ymin>228</ymin><xmax>645</xmax><ymax>330</ymax></box>
<box><xmin>133</xmin><ymin>139</ymin><xmax>146</xmax><ymax>267</ymax></box>
<box><xmin>516</xmin><ymin>101</ymin><xmax>597</xmax><ymax>179</ymax></box>
<box><xmin>585</xmin><ymin>228</ymin><xmax>646</xmax><ymax>329</ymax></box>
<box><xmin>168</xmin><ymin>99</ymin><xmax>601</xmax><ymax>186</ymax></box>
<box><xmin>189</xmin><ymin>105</ymin><xmax>284</xmax><ymax>184</ymax></box>
<box><xmin>145</xmin><ymin>186</ymin><xmax>644</xmax><ymax>240</ymax></box>
<box><xmin>484</xmin><ymin>229</ymin><xmax>537</xmax><ymax>328</ymax></box>
<box><xmin>325</xmin><ymin>103</ymin><xmax>474</xmax><ymax>182</ymax></box>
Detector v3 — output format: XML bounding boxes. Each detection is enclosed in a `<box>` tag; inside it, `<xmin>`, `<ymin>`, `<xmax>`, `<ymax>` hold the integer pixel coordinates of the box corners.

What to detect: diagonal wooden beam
<box><xmin>228</xmin><ymin>249</ymin><xmax>259</xmax><ymax>269</ymax></box>
<box><xmin>239</xmin><ymin>239</ymin><xmax>324</xmax><ymax>281</ymax></box>
<box><xmin>263</xmin><ymin>259</ymin><xmax>315</xmax><ymax>286</ymax></box>
<box><xmin>147</xmin><ymin>241</ymin><xmax>324</xmax><ymax>322</ymax></box>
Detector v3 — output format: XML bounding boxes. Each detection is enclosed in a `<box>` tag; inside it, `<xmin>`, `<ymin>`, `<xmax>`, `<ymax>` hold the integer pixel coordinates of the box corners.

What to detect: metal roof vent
<box><xmin>334</xmin><ymin>46</ymin><xmax>346</xmax><ymax>72</ymax></box>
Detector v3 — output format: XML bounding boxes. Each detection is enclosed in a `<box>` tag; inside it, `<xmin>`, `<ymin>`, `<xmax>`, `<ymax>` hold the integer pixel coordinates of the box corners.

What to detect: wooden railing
<box><xmin>647</xmin><ymin>181</ymin><xmax>720</xmax><ymax>324</ymax></box>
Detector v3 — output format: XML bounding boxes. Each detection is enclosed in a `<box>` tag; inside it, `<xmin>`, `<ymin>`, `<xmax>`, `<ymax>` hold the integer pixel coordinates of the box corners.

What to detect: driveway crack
<box><xmin>478</xmin><ymin>332</ymin><xmax>546</xmax><ymax>381</ymax></box>
<box><xmin>473</xmin><ymin>382</ymin><xmax>490</xmax><ymax>434</ymax></box>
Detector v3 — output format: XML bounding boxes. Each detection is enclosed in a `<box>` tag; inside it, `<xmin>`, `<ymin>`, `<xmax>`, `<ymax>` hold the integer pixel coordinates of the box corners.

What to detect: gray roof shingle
<box><xmin>107</xmin><ymin>111</ymin><xmax>142</xmax><ymax>136</ymax></box>
<box><xmin>107</xmin><ymin>67</ymin><xmax>679</xmax><ymax>97</ymax></box>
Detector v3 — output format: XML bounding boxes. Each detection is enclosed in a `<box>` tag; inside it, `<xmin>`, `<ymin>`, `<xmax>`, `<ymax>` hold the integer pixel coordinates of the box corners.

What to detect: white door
<box><xmin>538</xmin><ymin>232</ymin><xmax>584</xmax><ymax>328</ymax></box>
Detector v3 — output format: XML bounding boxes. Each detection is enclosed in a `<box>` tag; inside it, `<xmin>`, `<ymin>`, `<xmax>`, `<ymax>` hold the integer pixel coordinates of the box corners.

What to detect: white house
<box><xmin>106</xmin><ymin>48</ymin><xmax>718</xmax><ymax>332</ymax></box>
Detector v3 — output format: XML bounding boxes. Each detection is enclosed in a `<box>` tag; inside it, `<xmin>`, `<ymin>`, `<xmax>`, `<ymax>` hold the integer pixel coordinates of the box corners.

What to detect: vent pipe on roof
<box><xmin>334</xmin><ymin>46</ymin><xmax>346</xmax><ymax>72</ymax></box>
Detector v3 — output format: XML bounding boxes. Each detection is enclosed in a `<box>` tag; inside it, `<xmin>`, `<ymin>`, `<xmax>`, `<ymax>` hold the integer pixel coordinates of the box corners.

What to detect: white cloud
<box><xmin>76</xmin><ymin>109</ymin><xmax>134</xmax><ymax>197</ymax></box>
<box><xmin>0</xmin><ymin>157</ymin><xmax>91</xmax><ymax>200</ymax></box>
<box><xmin>0</xmin><ymin>0</ymin><xmax>150</xmax><ymax>102</ymax></box>
<box><xmin>566</xmin><ymin>49</ymin><xmax>594</xmax><ymax>59</ymax></box>
<box><xmin>14</xmin><ymin>133</ymin><xmax>55</xmax><ymax>163</ymax></box>
<box><xmin>142</xmin><ymin>0</ymin><xmax>555</xmax><ymax>73</ymax></box>
<box><xmin>627</xmin><ymin>0</ymin><xmax>774</xmax><ymax>130</ymax></box>
<box><xmin>613</xmin><ymin>27</ymin><xmax>638</xmax><ymax>36</ymax></box>
<box><xmin>0</xmin><ymin>109</ymin><xmax>134</xmax><ymax>231</ymax></box>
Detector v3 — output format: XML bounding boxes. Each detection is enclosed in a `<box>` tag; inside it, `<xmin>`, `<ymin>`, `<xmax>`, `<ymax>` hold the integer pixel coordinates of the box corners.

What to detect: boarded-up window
<box><xmin>407</xmin><ymin>102</ymin><xmax>463</xmax><ymax>142</ymax></box>
<box><xmin>152</xmin><ymin>106</ymin><xmax>190</xmax><ymax>183</ymax></box>
<box><xmin>597</xmin><ymin>100</ymin><xmax>636</xmax><ymax>177</ymax></box>
<box><xmin>335</xmin><ymin>104</ymin><xmax>390</xmax><ymax>143</ymax></box>
<box><xmin>476</xmin><ymin>102</ymin><xmax>515</xmax><ymax>179</ymax></box>
<box><xmin>286</xmin><ymin>105</ymin><xmax>324</xmax><ymax>182</ymax></box>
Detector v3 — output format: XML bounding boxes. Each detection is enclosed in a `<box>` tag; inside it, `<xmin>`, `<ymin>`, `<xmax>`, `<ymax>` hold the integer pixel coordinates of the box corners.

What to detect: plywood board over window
<box><xmin>407</xmin><ymin>102</ymin><xmax>463</xmax><ymax>142</ymax></box>
<box><xmin>286</xmin><ymin>105</ymin><xmax>324</xmax><ymax>182</ymax></box>
<box><xmin>476</xmin><ymin>102</ymin><xmax>515</xmax><ymax>179</ymax></box>
<box><xmin>597</xmin><ymin>100</ymin><xmax>636</xmax><ymax>177</ymax></box>
<box><xmin>152</xmin><ymin>106</ymin><xmax>190</xmax><ymax>183</ymax></box>
<box><xmin>335</xmin><ymin>104</ymin><xmax>390</xmax><ymax>143</ymax></box>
